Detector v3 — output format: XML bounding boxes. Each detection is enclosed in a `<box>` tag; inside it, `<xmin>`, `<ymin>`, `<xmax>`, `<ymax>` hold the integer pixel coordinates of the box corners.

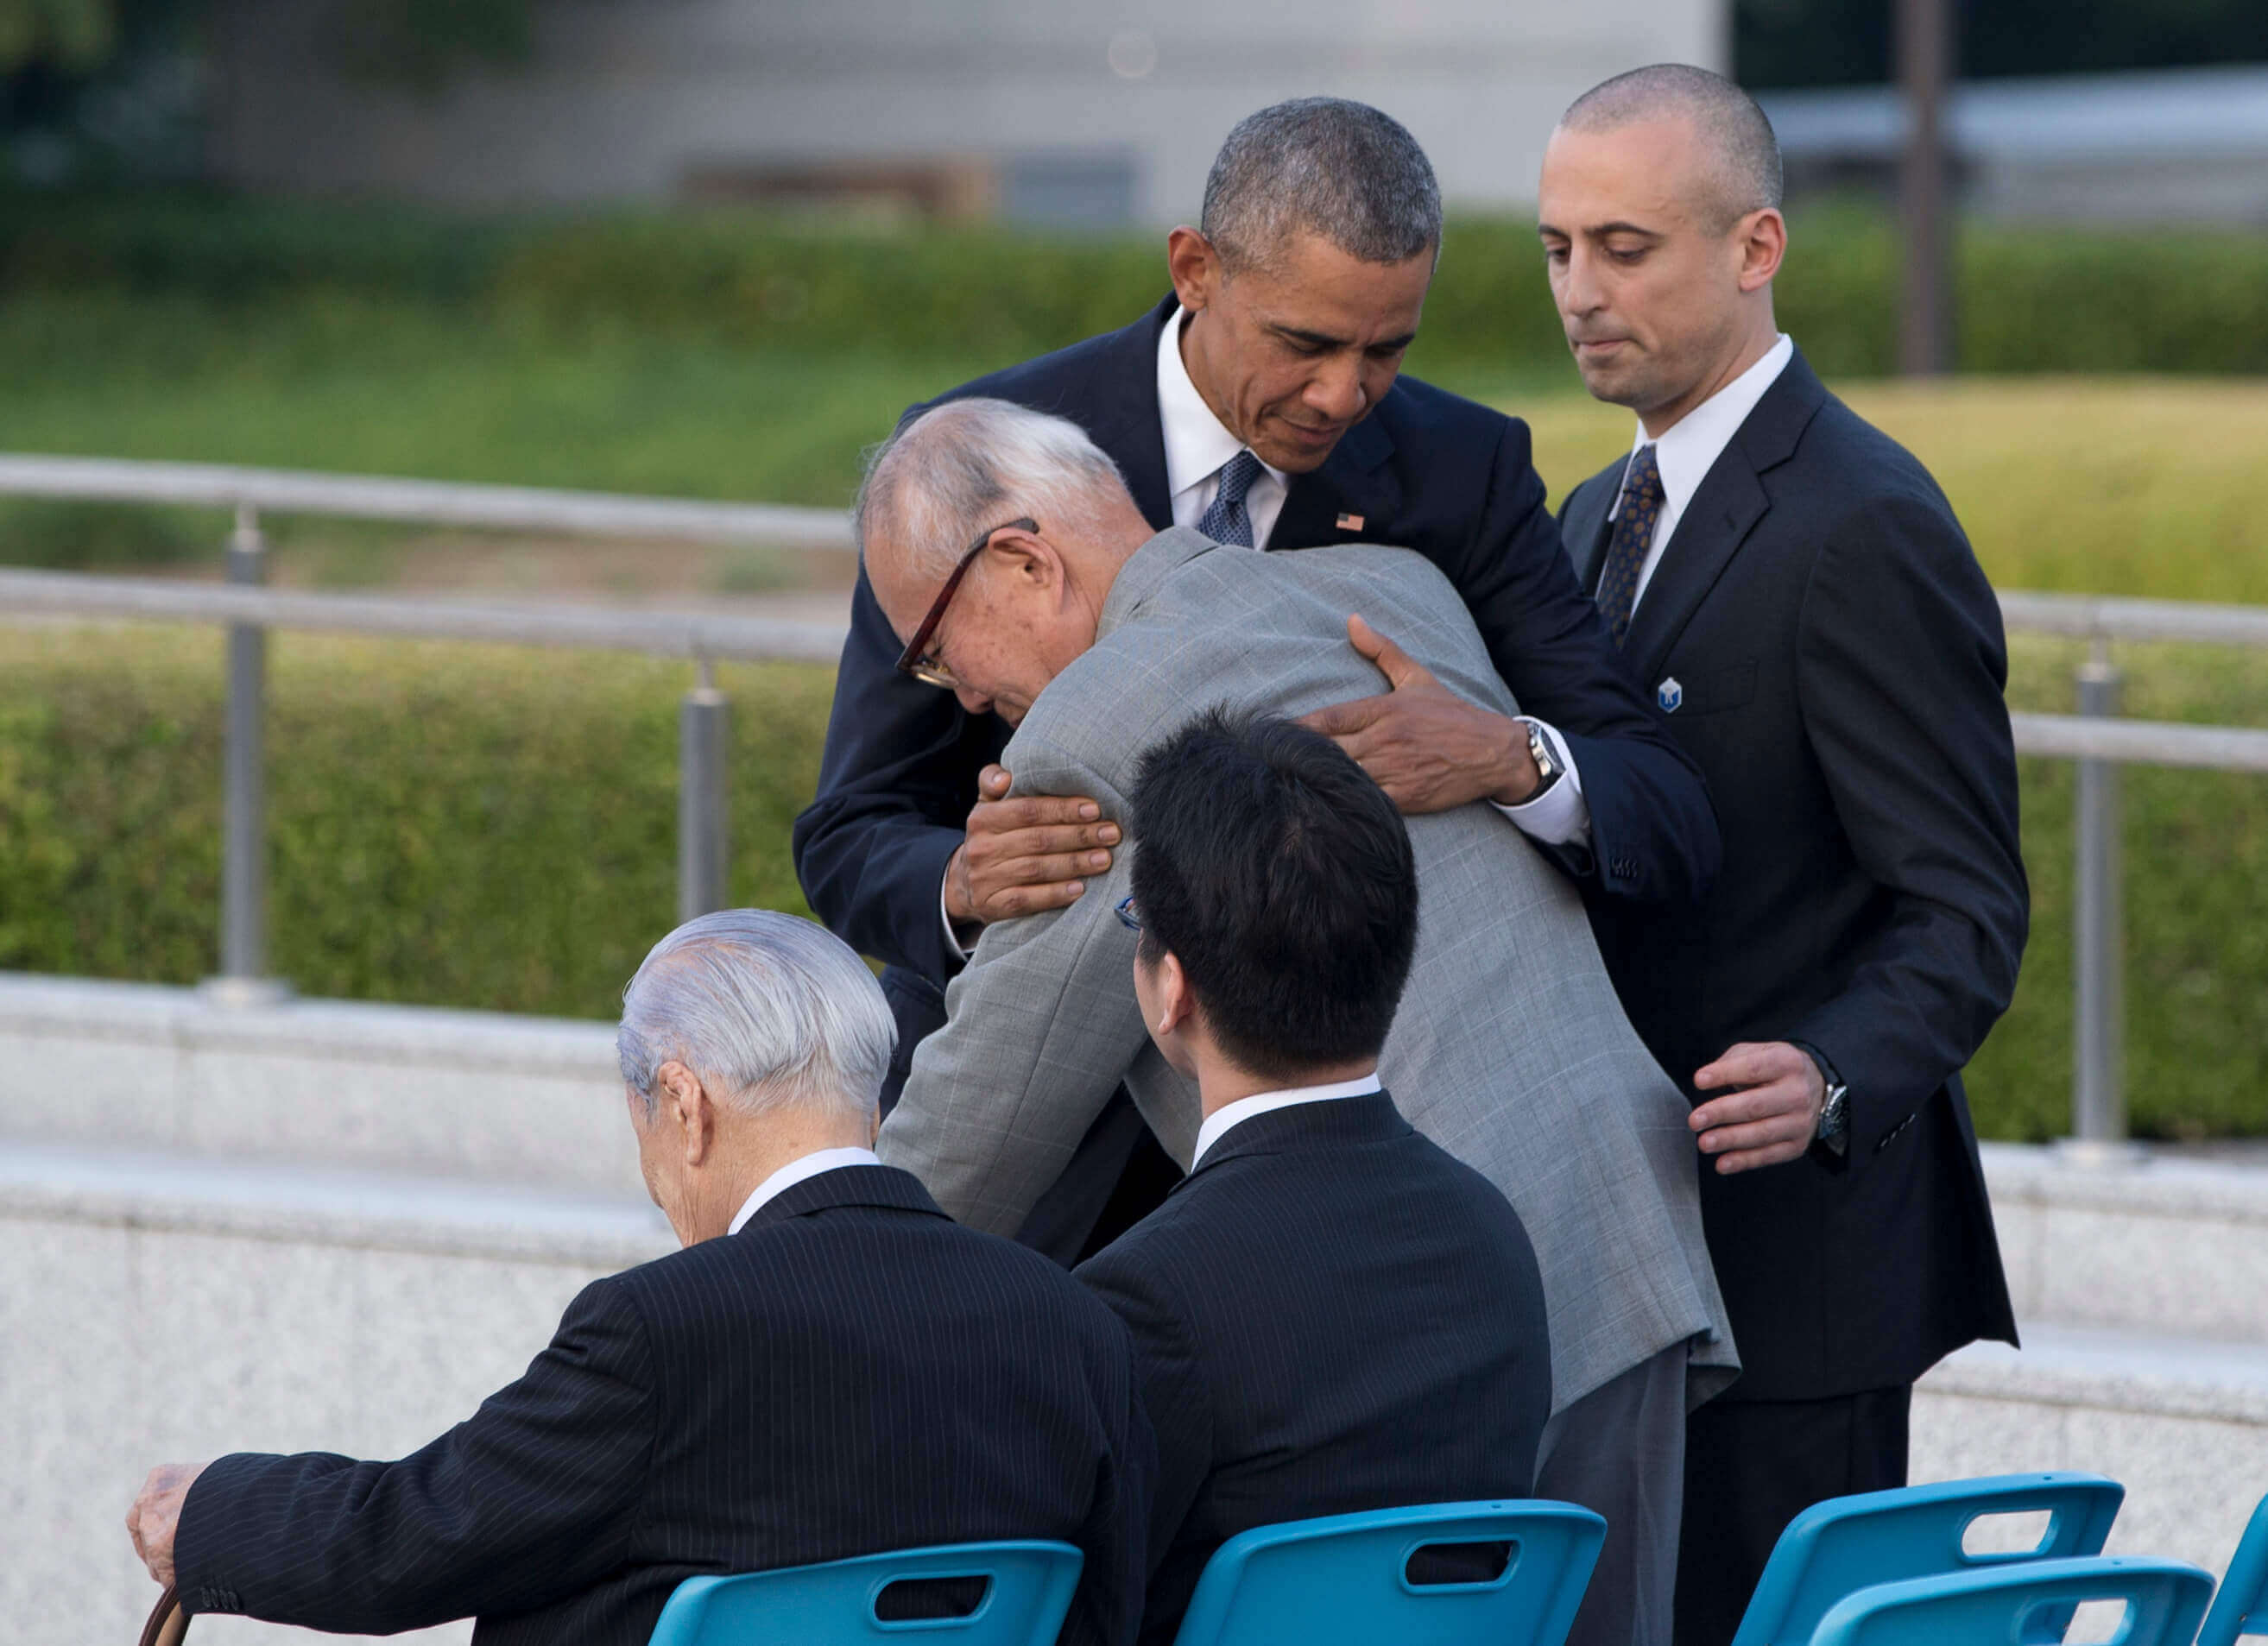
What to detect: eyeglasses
<box><xmin>894</xmin><ymin>516</ymin><xmax>1039</xmax><ymax>691</ymax></box>
<box><xmin>1114</xmin><ymin>895</ymin><xmax>1141</xmax><ymax>931</ymax></box>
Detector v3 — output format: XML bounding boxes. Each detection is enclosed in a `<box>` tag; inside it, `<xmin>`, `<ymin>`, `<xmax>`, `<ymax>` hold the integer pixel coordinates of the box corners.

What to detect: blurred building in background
<box><xmin>198</xmin><ymin>0</ymin><xmax>1725</xmax><ymax>227</ymax></box>
<box><xmin>1763</xmin><ymin>65</ymin><xmax>2268</xmax><ymax>227</ymax></box>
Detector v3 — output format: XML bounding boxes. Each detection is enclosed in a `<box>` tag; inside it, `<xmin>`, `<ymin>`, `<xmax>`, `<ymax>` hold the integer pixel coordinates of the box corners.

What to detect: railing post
<box><xmin>678</xmin><ymin>657</ymin><xmax>730</xmax><ymax>924</ymax></box>
<box><xmin>2068</xmin><ymin>636</ymin><xmax>2131</xmax><ymax>1162</ymax></box>
<box><xmin>206</xmin><ymin>502</ymin><xmax>288</xmax><ymax>1006</ymax></box>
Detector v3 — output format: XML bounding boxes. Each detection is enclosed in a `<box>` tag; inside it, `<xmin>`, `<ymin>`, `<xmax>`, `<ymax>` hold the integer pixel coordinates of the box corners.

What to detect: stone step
<box><xmin>1915</xmin><ymin>1320</ymin><xmax>2268</xmax><ymax>1580</ymax></box>
<box><xmin>0</xmin><ymin>971</ymin><xmax>638</xmax><ymax>1199</ymax></box>
<box><xmin>1983</xmin><ymin>1142</ymin><xmax>2268</xmax><ymax>1345</ymax></box>
<box><xmin>9</xmin><ymin>973</ymin><xmax>2267</xmax><ymax>1355</ymax></box>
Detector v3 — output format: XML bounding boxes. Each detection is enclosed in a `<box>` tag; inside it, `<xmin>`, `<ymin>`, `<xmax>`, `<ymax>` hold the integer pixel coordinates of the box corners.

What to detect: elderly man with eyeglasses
<box><xmin>793</xmin><ymin>96</ymin><xmax>1718</xmax><ymax>1278</ymax></box>
<box><xmin>865</xmin><ymin>395</ymin><xmax>1739</xmax><ymax>1646</ymax></box>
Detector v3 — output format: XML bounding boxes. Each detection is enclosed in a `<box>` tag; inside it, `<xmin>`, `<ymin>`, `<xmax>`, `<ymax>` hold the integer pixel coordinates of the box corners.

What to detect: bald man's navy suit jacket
<box><xmin>173</xmin><ymin>1167</ymin><xmax>1153</xmax><ymax>1646</ymax></box>
<box><xmin>1558</xmin><ymin>350</ymin><xmax>2025</xmax><ymax>1402</ymax></box>
<box><xmin>792</xmin><ymin>296</ymin><xmax>1719</xmax><ymax>1102</ymax></box>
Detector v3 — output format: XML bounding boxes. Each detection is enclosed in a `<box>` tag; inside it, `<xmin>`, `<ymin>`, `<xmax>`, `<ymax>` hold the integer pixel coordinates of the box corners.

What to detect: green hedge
<box><xmin>0</xmin><ymin>627</ymin><xmax>826</xmax><ymax>1019</ymax></box>
<box><xmin>3</xmin><ymin>624</ymin><xmax>2264</xmax><ymax>1138</ymax></box>
<box><xmin>4</xmin><ymin>191</ymin><xmax>2267</xmax><ymax>379</ymax></box>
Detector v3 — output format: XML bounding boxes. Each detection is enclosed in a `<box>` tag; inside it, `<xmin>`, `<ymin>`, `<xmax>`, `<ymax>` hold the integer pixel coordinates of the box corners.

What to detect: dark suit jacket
<box><xmin>174</xmin><ymin>1167</ymin><xmax>1153</xmax><ymax>1646</ymax></box>
<box><xmin>1076</xmin><ymin>1091</ymin><xmax>1551</xmax><ymax>1646</ymax></box>
<box><xmin>1559</xmin><ymin>349</ymin><xmax>2026</xmax><ymax>1401</ymax></box>
<box><xmin>792</xmin><ymin>295</ymin><xmax>1719</xmax><ymax>1087</ymax></box>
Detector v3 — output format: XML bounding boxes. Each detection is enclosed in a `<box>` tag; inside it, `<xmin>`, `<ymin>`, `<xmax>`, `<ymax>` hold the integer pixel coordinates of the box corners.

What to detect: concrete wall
<box><xmin>0</xmin><ymin>1145</ymin><xmax>668</xmax><ymax>1646</ymax></box>
<box><xmin>0</xmin><ymin>974</ymin><xmax>639</xmax><ymax>1199</ymax></box>
<box><xmin>203</xmin><ymin>0</ymin><xmax>1725</xmax><ymax>220</ymax></box>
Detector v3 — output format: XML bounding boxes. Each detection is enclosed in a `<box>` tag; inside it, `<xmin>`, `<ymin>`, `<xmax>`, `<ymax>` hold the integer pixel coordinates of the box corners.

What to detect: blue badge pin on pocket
<box><xmin>1658</xmin><ymin>677</ymin><xmax>1684</xmax><ymax>713</ymax></box>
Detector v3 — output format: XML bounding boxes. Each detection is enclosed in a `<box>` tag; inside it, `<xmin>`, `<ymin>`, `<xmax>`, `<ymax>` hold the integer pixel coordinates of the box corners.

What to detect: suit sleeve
<box><xmin>790</xmin><ymin>567</ymin><xmax>1002</xmax><ymax>982</ymax></box>
<box><xmin>1787</xmin><ymin>495</ymin><xmax>2030</xmax><ymax>1159</ymax></box>
<box><xmin>875</xmin><ymin>734</ymin><xmax>1154</xmax><ymax>1235</ymax></box>
<box><xmin>174</xmin><ymin>1276</ymin><xmax>656</xmax><ymax>1634</ymax></box>
<box><xmin>1076</xmin><ymin>1243</ymin><xmax>1211</xmax><ymax>1580</ymax></box>
<box><xmin>1455</xmin><ymin>419</ymin><xmax>1718</xmax><ymax>905</ymax></box>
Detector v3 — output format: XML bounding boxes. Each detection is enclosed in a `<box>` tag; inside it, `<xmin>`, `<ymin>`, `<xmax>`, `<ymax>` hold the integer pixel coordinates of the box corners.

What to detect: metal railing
<box><xmin>0</xmin><ymin>456</ymin><xmax>854</xmax><ymax>1004</ymax></box>
<box><xmin>3</xmin><ymin>455</ymin><xmax>2265</xmax><ymax>1150</ymax></box>
<box><xmin>1998</xmin><ymin>593</ymin><xmax>2268</xmax><ymax>1161</ymax></box>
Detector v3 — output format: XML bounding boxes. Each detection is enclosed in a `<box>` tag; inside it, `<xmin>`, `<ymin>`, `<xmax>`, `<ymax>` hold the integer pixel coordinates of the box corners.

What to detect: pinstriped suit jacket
<box><xmin>174</xmin><ymin>1167</ymin><xmax>1154</xmax><ymax>1646</ymax></box>
<box><xmin>879</xmin><ymin>526</ymin><xmax>1738</xmax><ymax>1414</ymax></box>
<box><xmin>1077</xmin><ymin>1092</ymin><xmax>1552</xmax><ymax>1646</ymax></box>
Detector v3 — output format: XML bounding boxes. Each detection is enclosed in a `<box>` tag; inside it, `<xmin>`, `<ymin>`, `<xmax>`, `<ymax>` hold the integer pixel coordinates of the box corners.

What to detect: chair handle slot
<box><xmin>872</xmin><ymin>1572</ymin><xmax>994</xmax><ymax>1629</ymax></box>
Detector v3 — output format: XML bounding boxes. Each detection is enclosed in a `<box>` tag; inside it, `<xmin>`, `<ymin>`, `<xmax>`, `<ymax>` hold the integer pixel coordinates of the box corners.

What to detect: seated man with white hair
<box><xmin>123</xmin><ymin>911</ymin><xmax>1153</xmax><ymax>1646</ymax></box>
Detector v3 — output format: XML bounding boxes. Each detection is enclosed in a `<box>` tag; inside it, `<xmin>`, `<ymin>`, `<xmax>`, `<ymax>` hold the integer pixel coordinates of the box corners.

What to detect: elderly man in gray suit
<box><xmin>866</xmin><ymin>396</ymin><xmax>1735</xmax><ymax>1646</ymax></box>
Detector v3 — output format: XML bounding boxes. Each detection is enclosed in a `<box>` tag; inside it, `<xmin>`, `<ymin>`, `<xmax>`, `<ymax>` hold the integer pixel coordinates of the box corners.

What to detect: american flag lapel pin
<box><xmin>1335</xmin><ymin>512</ymin><xmax>1365</xmax><ymax>532</ymax></box>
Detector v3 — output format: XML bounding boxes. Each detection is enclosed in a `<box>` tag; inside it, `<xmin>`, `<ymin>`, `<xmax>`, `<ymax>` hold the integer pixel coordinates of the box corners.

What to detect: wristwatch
<box><xmin>1522</xmin><ymin>721</ymin><xmax>1563</xmax><ymax>802</ymax></box>
<box><xmin>1795</xmin><ymin>1041</ymin><xmax>1850</xmax><ymax>1157</ymax></box>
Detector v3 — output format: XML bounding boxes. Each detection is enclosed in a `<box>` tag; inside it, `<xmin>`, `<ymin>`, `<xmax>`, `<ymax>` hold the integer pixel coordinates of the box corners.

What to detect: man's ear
<box><xmin>1155</xmin><ymin>949</ymin><xmax>1197</xmax><ymax>1037</ymax></box>
<box><xmin>658</xmin><ymin>1061</ymin><xmax>715</xmax><ymax>1168</ymax></box>
<box><xmin>1736</xmin><ymin>207</ymin><xmax>1787</xmax><ymax>292</ymax></box>
<box><xmin>1166</xmin><ymin>225</ymin><xmax>1223</xmax><ymax>314</ymax></box>
<box><xmin>989</xmin><ymin>525</ymin><xmax>1065</xmax><ymax>598</ymax></box>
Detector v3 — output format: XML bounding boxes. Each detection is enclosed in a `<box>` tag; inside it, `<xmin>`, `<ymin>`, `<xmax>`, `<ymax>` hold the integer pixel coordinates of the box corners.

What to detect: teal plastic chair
<box><xmin>1807</xmin><ymin>1555</ymin><xmax>2215</xmax><ymax>1646</ymax></box>
<box><xmin>2198</xmin><ymin>1493</ymin><xmax>2268</xmax><ymax>1646</ymax></box>
<box><xmin>1730</xmin><ymin>1473</ymin><xmax>2126</xmax><ymax>1646</ymax></box>
<box><xmin>1168</xmin><ymin>1500</ymin><xmax>1607</xmax><ymax>1646</ymax></box>
<box><xmin>648</xmin><ymin>1542</ymin><xmax>1083</xmax><ymax>1646</ymax></box>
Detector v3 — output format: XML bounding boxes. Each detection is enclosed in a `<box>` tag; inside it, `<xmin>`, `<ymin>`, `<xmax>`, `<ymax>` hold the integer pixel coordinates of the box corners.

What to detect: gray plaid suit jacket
<box><xmin>878</xmin><ymin>526</ymin><xmax>1737</xmax><ymax>1411</ymax></box>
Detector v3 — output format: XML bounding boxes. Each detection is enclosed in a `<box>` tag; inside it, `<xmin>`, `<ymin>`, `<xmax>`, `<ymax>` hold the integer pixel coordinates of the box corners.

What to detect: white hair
<box><xmin>616</xmin><ymin>910</ymin><xmax>894</xmax><ymax>1125</ymax></box>
<box><xmin>855</xmin><ymin>397</ymin><xmax>1133</xmax><ymax>578</ymax></box>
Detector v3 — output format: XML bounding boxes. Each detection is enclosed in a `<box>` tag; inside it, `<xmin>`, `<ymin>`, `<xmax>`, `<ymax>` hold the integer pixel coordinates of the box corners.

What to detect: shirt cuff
<box><xmin>1493</xmin><ymin>718</ymin><xmax>1591</xmax><ymax>847</ymax></box>
<box><xmin>940</xmin><ymin>870</ymin><xmax>974</xmax><ymax>962</ymax></box>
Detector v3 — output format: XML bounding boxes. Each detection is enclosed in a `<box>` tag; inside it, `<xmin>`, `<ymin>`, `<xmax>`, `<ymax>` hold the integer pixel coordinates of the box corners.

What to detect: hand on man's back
<box><xmin>944</xmin><ymin>764</ymin><xmax>1121</xmax><ymax>930</ymax></box>
<box><xmin>1299</xmin><ymin>615</ymin><xmax>1542</xmax><ymax>814</ymax></box>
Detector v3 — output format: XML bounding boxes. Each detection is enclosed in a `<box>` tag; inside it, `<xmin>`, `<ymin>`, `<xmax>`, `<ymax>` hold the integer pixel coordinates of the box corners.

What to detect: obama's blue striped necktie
<box><xmin>1196</xmin><ymin>450</ymin><xmax>1263</xmax><ymax>547</ymax></box>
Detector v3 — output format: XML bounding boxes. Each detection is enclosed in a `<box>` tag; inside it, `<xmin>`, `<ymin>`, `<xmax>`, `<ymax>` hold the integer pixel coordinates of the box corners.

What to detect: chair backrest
<box><xmin>647</xmin><ymin>1542</ymin><xmax>1083</xmax><ymax>1646</ymax></box>
<box><xmin>1731</xmin><ymin>1472</ymin><xmax>2126</xmax><ymax>1646</ymax></box>
<box><xmin>1168</xmin><ymin>1500</ymin><xmax>1608</xmax><ymax>1646</ymax></box>
<box><xmin>2198</xmin><ymin>1493</ymin><xmax>2268</xmax><ymax>1646</ymax></box>
<box><xmin>1807</xmin><ymin>1555</ymin><xmax>2215</xmax><ymax>1646</ymax></box>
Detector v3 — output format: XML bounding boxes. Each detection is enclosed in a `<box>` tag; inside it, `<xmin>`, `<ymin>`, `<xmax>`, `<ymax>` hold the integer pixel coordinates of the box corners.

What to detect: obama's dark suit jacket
<box><xmin>174</xmin><ymin>1166</ymin><xmax>1153</xmax><ymax>1646</ymax></box>
<box><xmin>1559</xmin><ymin>348</ymin><xmax>2025</xmax><ymax>1404</ymax></box>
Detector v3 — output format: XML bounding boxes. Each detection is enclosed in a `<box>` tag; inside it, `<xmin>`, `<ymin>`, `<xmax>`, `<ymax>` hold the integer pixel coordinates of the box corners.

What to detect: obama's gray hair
<box><xmin>1201</xmin><ymin>97</ymin><xmax>1442</xmax><ymax>275</ymax></box>
<box><xmin>855</xmin><ymin>397</ymin><xmax>1133</xmax><ymax>577</ymax></box>
<box><xmin>616</xmin><ymin>910</ymin><xmax>894</xmax><ymax>1124</ymax></box>
<box><xmin>1561</xmin><ymin>64</ymin><xmax>1784</xmax><ymax>230</ymax></box>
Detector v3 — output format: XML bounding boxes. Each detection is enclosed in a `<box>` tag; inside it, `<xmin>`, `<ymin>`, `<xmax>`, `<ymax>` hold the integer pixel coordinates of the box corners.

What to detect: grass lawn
<box><xmin>1520</xmin><ymin>378</ymin><xmax>2268</xmax><ymax>602</ymax></box>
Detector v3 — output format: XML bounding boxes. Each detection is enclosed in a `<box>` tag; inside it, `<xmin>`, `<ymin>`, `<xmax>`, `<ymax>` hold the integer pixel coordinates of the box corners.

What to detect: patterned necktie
<box><xmin>1594</xmin><ymin>445</ymin><xmax>1665</xmax><ymax>650</ymax></box>
<box><xmin>1196</xmin><ymin>450</ymin><xmax>1264</xmax><ymax>547</ymax></box>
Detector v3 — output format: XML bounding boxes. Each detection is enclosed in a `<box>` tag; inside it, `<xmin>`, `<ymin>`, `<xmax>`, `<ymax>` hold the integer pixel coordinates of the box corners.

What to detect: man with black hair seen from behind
<box><xmin>1076</xmin><ymin>709</ymin><xmax>1551</xmax><ymax>1646</ymax></box>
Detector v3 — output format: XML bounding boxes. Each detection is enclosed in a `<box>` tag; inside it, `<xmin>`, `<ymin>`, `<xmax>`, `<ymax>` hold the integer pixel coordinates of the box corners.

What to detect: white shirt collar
<box><xmin>1614</xmin><ymin>333</ymin><xmax>1794</xmax><ymax>520</ymax></box>
<box><xmin>1191</xmin><ymin>1073</ymin><xmax>1382</xmax><ymax>1168</ymax></box>
<box><xmin>1155</xmin><ymin>305</ymin><xmax>1288</xmax><ymax>511</ymax></box>
<box><xmin>726</xmin><ymin>1145</ymin><xmax>881</xmax><ymax>1236</ymax></box>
